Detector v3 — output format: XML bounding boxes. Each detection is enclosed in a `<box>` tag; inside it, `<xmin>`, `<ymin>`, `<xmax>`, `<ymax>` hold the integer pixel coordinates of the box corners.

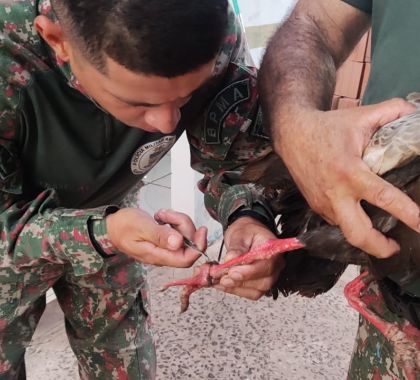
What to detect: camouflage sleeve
<box><xmin>186</xmin><ymin>7</ymin><xmax>275</xmax><ymax>231</ymax></box>
<box><xmin>0</xmin><ymin>185</ymin><xmax>120</xmax><ymax>275</ymax></box>
<box><xmin>0</xmin><ymin>5</ymin><xmax>121</xmax><ymax>275</ymax></box>
<box><xmin>0</xmin><ymin>84</ymin><xmax>119</xmax><ymax>277</ymax></box>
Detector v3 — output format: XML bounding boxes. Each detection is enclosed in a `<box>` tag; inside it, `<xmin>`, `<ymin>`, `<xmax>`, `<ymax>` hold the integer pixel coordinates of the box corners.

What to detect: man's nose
<box><xmin>144</xmin><ymin>104</ymin><xmax>181</xmax><ymax>134</ymax></box>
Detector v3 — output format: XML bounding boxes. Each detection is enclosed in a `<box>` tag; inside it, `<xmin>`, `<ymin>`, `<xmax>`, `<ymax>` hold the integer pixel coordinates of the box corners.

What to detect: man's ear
<box><xmin>34</xmin><ymin>15</ymin><xmax>71</xmax><ymax>62</ymax></box>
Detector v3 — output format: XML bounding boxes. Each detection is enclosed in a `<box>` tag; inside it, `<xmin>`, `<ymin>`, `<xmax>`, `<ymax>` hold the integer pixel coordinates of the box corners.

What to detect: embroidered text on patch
<box><xmin>131</xmin><ymin>136</ymin><xmax>176</xmax><ymax>175</ymax></box>
<box><xmin>205</xmin><ymin>79</ymin><xmax>250</xmax><ymax>144</ymax></box>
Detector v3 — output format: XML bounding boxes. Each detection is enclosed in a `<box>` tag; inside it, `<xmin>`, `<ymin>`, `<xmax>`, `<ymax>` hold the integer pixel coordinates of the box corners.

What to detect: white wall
<box><xmin>170</xmin><ymin>136</ymin><xmax>196</xmax><ymax>219</ymax></box>
<box><xmin>171</xmin><ymin>134</ymin><xmax>224</xmax><ymax>244</ymax></box>
<box><xmin>238</xmin><ymin>0</ymin><xmax>297</xmax><ymax>65</ymax></box>
<box><xmin>238</xmin><ymin>0</ymin><xmax>296</xmax><ymax>27</ymax></box>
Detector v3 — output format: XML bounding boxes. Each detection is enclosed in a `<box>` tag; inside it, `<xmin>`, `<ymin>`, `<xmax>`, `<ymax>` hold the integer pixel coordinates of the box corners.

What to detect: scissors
<box><xmin>182</xmin><ymin>236</ymin><xmax>211</xmax><ymax>261</ymax></box>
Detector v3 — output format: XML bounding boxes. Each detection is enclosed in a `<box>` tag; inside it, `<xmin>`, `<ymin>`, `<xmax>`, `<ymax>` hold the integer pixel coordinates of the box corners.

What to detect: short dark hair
<box><xmin>51</xmin><ymin>0</ymin><xmax>228</xmax><ymax>77</ymax></box>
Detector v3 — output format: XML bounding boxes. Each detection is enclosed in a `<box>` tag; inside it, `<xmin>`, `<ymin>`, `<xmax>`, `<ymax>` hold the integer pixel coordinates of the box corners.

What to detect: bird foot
<box><xmin>344</xmin><ymin>273</ymin><xmax>420</xmax><ymax>377</ymax></box>
<box><xmin>160</xmin><ymin>262</ymin><xmax>217</xmax><ymax>313</ymax></box>
<box><xmin>162</xmin><ymin>238</ymin><xmax>304</xmax><ymax>312</ymax></box>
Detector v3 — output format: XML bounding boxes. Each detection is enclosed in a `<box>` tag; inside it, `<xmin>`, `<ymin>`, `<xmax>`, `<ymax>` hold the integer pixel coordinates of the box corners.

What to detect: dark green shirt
<box><xmin>343</xmin><ymin>0</ymin><xmax>420</xmax><ymax>104</ymax></box>
<box><xmin>344</xmin><ymin>0</ymin><xmax>420</xmax><ymax>294</ymax></box>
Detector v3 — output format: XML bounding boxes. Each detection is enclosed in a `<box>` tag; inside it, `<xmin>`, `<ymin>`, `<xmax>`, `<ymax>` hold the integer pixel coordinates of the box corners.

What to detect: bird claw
<box><xmin>162</xmin><ymin>238</ymin><xmax>304</xmax><ymax>312</ymax></box>
<box><xmin>160</xmin><ymin>262</ymin><xmax>216</xmax><ymax>313</ymax></box>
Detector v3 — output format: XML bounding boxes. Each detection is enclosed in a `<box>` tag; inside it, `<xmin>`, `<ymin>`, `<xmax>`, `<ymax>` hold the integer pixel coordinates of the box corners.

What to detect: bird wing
<box><xmin>363</xmin><ymin>93</ymin><xmax>420</xmax><ymax>175</ymax></box>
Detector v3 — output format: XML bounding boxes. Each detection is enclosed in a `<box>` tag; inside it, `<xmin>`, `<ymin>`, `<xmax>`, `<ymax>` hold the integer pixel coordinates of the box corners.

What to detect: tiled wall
<box><xmin>332</xmin><ymin>30</ymin><xmax>372</xmax><ymax>109</ymax></box>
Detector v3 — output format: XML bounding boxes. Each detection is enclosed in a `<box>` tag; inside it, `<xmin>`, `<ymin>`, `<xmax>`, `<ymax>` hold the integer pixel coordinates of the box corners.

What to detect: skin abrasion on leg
<box><xmin>161</xmin><ymin>238</ymin><xmax>304</xmax><ymax>313</ymax></box>
<box><xmin>344</xmin><ymin>272</ymin><xmax>420</xmax><ymax>379</ymax></box>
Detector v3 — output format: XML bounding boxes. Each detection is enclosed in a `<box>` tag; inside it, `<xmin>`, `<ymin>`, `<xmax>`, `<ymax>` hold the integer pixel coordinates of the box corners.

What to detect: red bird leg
<box><xmin>162</xmin><ymin>238</ymin><xmax>304</xmax><ymax>313</ymax></box>
<box><xmin>344</xmin><ymin>271</ymin><xmax>394</xmax><ymax>337</ymax></box>
<box><xmin>179</xmin><ymin>286</ymin><xmax>201</xmax><ymax>313</ymax></box>
<box><xmin>210</xmin><ymin>238</ymin><xmax>304</xmax><ymax>277</ymax></box>
<box><xmin>160</xmin><ymin>263</ymin><xmax>213</xmax><ymax>291</ymax></box>
<box><xmin>345</xmin><ymin>273</ymin><xmax>420</xmax><ymax>379</ymax></box>
<box><xmin>161</xmin><ymin>263</ymin><xmax>215</xmax><ymax>313</ymax></box>
<box><xmin>162</xmin><ymin>238</ymin><xmax>303</xmax><ymax>290</ymax></box>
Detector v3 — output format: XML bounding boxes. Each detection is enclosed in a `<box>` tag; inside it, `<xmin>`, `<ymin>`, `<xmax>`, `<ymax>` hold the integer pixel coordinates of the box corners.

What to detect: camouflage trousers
<box><xmin>0</xmin><ymin>252</ymin><xmax>156</xmax><ymax>380</ymax></box>
<box><xmin>347</xmin><ymin>279</ymin><xmax>420</xmax><ymax>379</ymax></box>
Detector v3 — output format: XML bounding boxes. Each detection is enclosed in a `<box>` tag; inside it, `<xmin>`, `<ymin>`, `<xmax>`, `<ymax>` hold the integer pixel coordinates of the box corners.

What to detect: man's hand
<box><xmin>213</xmin><ymin>216</ymin><xmax>284</xmax><ymax>300</ymax></box>
<box><xmin>276</xmin><ymin>98</ymin><xmax>420</xmax><ymax>258</ymax></box>
<box><xmin>106</xmin><ymin>208</ymin><xmax>207</xmax><ymax>267</ymax></box>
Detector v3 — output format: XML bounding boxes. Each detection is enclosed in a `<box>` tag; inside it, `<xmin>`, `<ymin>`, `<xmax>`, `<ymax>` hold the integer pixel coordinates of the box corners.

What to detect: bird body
<box><xmin>165</xmin><ymin>93</ymin><xmax>420</xmax><ymax>305</ymax></box>
<box><xmin>237</xmin><ymin>94</ymin><xmax>420</xmax><ymax>375</ymax></box>
<box><xmin>240</xmin><ymin>95</ymin><xmax>420</xmax><ymax>297</ymax></box>
<box><xmin>164</xmin><ymin>94</ymin><xmax>420</xmax><ymax>374</ymax></box>
<box><xmin>364</xmin><ymin>92</ymin><xmax>420</xmax><ymax>176</ymax></box>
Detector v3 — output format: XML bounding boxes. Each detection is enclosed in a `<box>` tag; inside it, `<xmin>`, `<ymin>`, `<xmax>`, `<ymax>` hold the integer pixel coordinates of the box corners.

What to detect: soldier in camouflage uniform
<box><xmin>258</xmin><ymin>0</ymin><xmax>420</xmax><ymax>378</ymax></box>
<box><xmin>0</xmin><ymin>0</ymin><xmax>283</xmax><ymax>379</ymax></box>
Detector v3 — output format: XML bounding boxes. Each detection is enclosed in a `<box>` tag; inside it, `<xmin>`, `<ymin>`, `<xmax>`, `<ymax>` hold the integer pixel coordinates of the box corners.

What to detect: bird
<box><xmin>239</xmin><ymin>93</ymin><xmax>420</xmax><ymax>376</ymax></box>
<box><xmin>239</xmin><ymin>93</ymin><xmax>420</xmax><ymax>298</ymax></box>
<box><xmin>162</xmin><ymin>93</ymin><xmax>420</xmax><ymax>375</ymax></box>
<box><xmin>240</xmin><ymin>145</ymin><xmax>419</xmax><ymax>298</ymax></box>
<box><xmin>163</xmin><ymin>93</ymin><xmax>420</xmax><ymax>302</ymax></box>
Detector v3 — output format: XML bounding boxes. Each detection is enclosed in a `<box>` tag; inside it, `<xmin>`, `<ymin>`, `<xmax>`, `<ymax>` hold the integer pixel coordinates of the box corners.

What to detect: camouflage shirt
<box><xmin>0</xmin><ymin>0</ymin><xmax>273</xmax><ymax>275</ymax></box>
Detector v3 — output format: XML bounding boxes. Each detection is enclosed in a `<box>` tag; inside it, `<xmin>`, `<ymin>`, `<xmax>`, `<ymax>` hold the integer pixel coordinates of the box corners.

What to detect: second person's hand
<box><xmin>274</xmin><ymin>98</ymin><xmax>419</xmax><ymax>258</ymax></box>
<box><xmin>213</xmin><ymin>216</ymin><xmax>284</xmax><ymax>300</ymax></box>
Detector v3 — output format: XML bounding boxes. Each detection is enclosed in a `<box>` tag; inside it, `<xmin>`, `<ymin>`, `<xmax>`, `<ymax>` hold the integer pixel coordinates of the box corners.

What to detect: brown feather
<box><xmin>241</xmin><ymin>152</ymin><xmax>420</xmax><ymax>297</ymax></box>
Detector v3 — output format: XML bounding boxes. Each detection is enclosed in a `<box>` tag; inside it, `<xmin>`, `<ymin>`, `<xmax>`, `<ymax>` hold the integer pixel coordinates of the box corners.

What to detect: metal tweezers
<box><xmin>183</xmin><ymin>237</ymin><xmax>211</xmax><ymax>261</ymax></box>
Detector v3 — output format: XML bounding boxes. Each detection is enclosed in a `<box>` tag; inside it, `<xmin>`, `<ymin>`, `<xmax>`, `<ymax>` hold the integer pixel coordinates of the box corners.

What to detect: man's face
<box><xmin>68</xmin><ymin>51</ymin><xmax>215</xmax><ymax>134</ymax></box>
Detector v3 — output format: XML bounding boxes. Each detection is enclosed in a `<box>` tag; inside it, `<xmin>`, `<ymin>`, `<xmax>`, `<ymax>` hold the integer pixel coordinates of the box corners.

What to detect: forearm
<box><xmin>259</xmin><ymin>13</ymin><xmax>336</xmax><ymax>117</ymax></box>
<box><xmin>259</xmin><ymin>0</ymin><xmax>370</xmax><ymax>149</ymax></box>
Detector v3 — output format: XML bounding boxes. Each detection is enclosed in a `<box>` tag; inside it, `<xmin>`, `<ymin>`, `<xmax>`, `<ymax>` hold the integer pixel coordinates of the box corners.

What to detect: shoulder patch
<box><xmin>130</xmin><ymin>135</ymin><xmax>176</xmax><ymax>175</ymax></box>
<box><xmin>205</xmin><ymin>78</ymin><xmax>250</xmax><ymax>144</ymax></box>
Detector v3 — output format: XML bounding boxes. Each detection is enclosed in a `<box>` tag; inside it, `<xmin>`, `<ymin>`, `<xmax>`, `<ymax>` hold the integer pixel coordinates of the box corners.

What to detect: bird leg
<box><xmin>160</xmin><ymin>262</ymin><xmax>216</xmax><ymax>313</ymax></box>
<box><xmin>344</xmin><ymin>272</ymin><xmax>420</xmax><ymax>379</ymax></box>
<box><xmin>162</xmin><ymin>238</ymin><xmax>304</xmax><ymax>313</ymax></box>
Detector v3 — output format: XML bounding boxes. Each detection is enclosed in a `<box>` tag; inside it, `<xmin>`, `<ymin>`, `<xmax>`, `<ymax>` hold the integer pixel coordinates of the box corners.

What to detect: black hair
<box><xmin>51</xmin><ymin>0</ymin><xmax>228</xmax><ymax>77</ymax></box>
